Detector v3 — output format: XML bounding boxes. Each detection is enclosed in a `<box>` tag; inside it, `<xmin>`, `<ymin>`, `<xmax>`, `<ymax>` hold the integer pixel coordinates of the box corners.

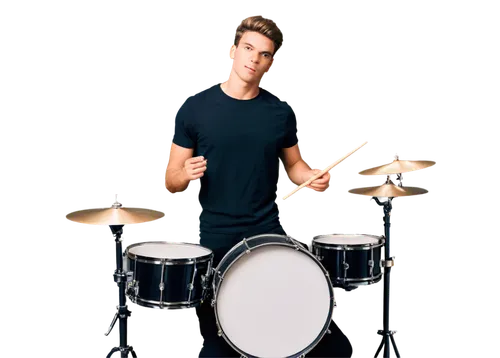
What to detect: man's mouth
<box><xmin>245</xmin><ymin>66</ymin><xmax>256</xmax><ymax>72</ymax></box>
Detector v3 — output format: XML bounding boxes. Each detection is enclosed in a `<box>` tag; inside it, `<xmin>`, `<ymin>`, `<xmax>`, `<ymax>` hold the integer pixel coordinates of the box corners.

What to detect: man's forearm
<box><xmin>165</xmin><ymin>168</ymin><xmax>190</xmax><ymax>193</ymax></box>
<box><xmin>286</xmin><ymin>159</ymin><xmax>312</xmax><ymax>185</ymax></box>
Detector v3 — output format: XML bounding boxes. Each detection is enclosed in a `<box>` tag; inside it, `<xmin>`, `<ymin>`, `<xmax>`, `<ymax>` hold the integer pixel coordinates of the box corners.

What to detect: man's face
<box><xmin>230</xmin><ymin>31</ymin><xmax>275</xmax><ymax>84</ymax></box>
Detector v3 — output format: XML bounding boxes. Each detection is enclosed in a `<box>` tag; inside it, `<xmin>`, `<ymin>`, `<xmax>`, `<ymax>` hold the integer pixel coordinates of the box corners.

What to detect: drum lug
<box><xmin>243</xmin><ymin>238</ymin><xmax>252</xmax><ymax>254</ymax></box>
<box><xmin>317</xmin><ymin>255</ymin><xmax>324</xmax><ymax>261</ymax></box>
<box><xmin>126</xmin><ymin>272</ymin><xmax>135</xmax><ymax>291</ymax></box>
<box><xmin>206</xmin><ymin>259</ymin><xmax>212</xmax><ymax>279</ymax></box>
<box><xmin>201</xmin><ymin>275</ymin><xmax>209</xmax><ymax>290</ymax></box>
<box><xmin>211</xmin><ymin>298</ymin><xmax>216</xmax><ymax>307</ymax></box>
<box><xmin>187</xmin><ymin>283</ymin><xmax>194</xmax><ymax>291</ymax></box>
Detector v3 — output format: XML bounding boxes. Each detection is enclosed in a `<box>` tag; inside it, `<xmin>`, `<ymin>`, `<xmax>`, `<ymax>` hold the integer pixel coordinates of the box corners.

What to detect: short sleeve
<box><xmin>172</xmin><ymin>97</ymin><xmax>196</xmax><ymax>148</ymax></box>
<box><xmin>283</xmin><ymin>105</ymin><xmax>298</xmax><ymax>148</ymax></box>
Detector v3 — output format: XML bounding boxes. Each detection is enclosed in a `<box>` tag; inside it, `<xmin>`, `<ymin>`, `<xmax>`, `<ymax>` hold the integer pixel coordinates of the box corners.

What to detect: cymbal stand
<box><xmin>105</xmin><ymin>225</ymin><xmax>137</xmax><ymax>358</ymax></box>
<box><xmin>373</xmin><ymin>197</ymin><xmax>400</xmax><ymax>358</ymax></box>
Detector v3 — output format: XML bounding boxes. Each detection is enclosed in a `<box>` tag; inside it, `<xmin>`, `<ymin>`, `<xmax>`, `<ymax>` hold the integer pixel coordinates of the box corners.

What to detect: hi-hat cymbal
<box><xmin>66</xmin><ymin>201</ymin><xmax>164</xmax><ymax>225</ymax></box>
<box><xmin>359</xmin><ymin>158</ymin><xmax>435</xmax><ymax>175</ymax></box>
<box><xmin>346</xmin><ymin>184</ymin><xmax>430</xmax><ymax>198</ymax></box>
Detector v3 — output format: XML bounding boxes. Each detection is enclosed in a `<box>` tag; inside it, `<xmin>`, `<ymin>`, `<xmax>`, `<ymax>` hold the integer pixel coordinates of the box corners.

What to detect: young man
<box><xmin>165</xmin><ymin>14</ymin><xmax>331</xmax><ymax>256</ymax></box>
<box><xmin>166</xmin><ymin>15</ymin><xmax>352</xmax><ymax>358</ymax></box>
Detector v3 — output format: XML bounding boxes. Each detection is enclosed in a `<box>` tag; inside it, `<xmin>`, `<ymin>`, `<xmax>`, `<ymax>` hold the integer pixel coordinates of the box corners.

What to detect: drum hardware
<box><xmin>350</xmin><ymin>157</ymin><xmax>434</xmax><ymax>358</ymax></box>
<box><xmin>105</xmin><ymin>224</ymin><xmax>138</xmax><ymax>358</ymax></box>
<box><xmin>373</xmin><ymin>197</ymin><xmax>401</xmax><ymax>358</ymax></box>
<box><xmin>67</xmin><ymin>198</ymin><xmax>165</xmax><ymax>358</ymax></box>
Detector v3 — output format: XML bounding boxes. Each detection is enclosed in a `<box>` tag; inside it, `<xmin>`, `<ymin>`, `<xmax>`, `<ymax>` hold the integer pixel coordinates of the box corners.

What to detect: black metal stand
<box><xmin>373</xmin><ymin>198</ymin><xmax>400</xmax><ymax>358</ymax></box>
<box><xmin>105</xmin><ymin>225</ymin><xmax>137</xmax><ymax>358</ymax></box>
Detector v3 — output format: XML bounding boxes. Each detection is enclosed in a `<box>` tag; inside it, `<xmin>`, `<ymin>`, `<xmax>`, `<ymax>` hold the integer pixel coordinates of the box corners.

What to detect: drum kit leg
<box><xmin>373</xmin><ymin>197</ymin><xmax>399</xmax><ymax>358</ymax></box>
<box><xmin>104</xmin><ymin>224</ymin><xmax>137</xmax><ymax>358</ymax></box>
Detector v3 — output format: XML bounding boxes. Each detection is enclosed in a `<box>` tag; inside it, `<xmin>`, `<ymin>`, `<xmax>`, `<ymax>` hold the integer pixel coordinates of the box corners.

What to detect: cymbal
<box><xmin>346</xmin><ymin>184</ymin><xmax>430</xmax><ymax>198</ymax></box>
<box><xmin>359</xmin><ymin>158</ymin><xmax>435</xmax><ymax>175</ymax></box>
<box><xmin>66</xmin><ymin>202</ymin><xmax>164</xmax><ymax>225</ymax></box>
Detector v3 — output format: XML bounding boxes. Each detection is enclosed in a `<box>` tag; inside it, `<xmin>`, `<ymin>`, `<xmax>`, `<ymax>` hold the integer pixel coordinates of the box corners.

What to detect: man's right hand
<box><xmin>183</xmin><ymin>156</ymin><xmax>207</xmax><ymax>181</ymax></box>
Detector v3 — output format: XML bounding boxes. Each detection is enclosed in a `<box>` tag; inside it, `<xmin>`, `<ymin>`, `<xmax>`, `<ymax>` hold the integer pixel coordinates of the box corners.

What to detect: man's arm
<box><xmin>283</xmin><ymin>144</ymin><xmax>312</xmax><ymax>185</ymax></box>
<box><xmin>165</xmin><ymin>165</ymin><xmax>191</xmax><ymax>195</ymax></box>
<box><xmin>165</xmin><ymin>143</ymin><xmax>193</xmax><ymax>193</ymax></box>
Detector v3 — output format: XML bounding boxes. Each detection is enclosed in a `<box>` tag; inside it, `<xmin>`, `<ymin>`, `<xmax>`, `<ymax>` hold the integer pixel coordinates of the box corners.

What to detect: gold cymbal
<box><xmin>346</xmin><ymin>184</ymin><xmax>430</xmax><ymax>198</ymax></box>
<box><xmin>66</xmin><ymin>202</ymin><xmax>164</xmax><ymax>225</ymax></box>
<box><xmin>359</xmin><ymin>158</ymin><xmax>435</xmax><ymax>175</ymax></box>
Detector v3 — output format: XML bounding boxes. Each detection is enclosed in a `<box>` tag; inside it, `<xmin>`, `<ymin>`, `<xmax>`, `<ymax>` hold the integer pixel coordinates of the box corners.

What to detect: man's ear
<box><xmin>230</xmin><ymin>45</ymin><xmax>236</xmax><ymax>59</ymax></box>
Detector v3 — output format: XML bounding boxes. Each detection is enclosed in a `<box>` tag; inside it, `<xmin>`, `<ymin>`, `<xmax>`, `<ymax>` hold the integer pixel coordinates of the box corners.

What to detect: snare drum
<box><xmin>312</xmin><ymin>234</ymin><xmax>385</xmax><ymax>289</ymax></box>
<box><xmin>124</xmin><ymin>242</ymin><xmax>213</xmax><ymax>309</ymax></box>
<box><xmin>212</xmin><ymin>234</ymin><xmax>334</xmax><ymax>358</ymax></box>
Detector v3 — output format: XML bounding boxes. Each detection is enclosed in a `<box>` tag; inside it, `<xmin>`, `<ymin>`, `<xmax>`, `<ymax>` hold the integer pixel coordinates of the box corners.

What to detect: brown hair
<box><xmin>234</xmin><ymin>16</ymin><xmax>283</xmax><ymax>56</ymax></box>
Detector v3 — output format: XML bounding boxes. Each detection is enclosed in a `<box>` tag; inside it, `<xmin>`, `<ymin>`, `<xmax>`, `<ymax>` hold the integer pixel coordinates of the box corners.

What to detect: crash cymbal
<box><xmin>66</xmin><ymin>201</ymin><xmax>164</xmax><ymax>225</ymax></box>
<box><xmin>346</xmin><ymin>184</ymin><xmax>430</xmax><ymax>198</ymax></box>
<box><xmin>359</xmin><ymin>157</ymin><xmax>435</xmax><ymax>175</ymax></box>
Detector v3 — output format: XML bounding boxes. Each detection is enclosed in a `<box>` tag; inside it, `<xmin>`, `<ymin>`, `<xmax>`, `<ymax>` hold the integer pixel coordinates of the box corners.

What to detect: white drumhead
<box><xmin>216</xmin><ymin>245</ymin><xmax>332</xmax><ymax>357</ymax></box>
<box><xmin>128</xmin><ymin>242</ymin><xmax>211</xmax><ymax>259</ymax></box>
<box><xmin>315</xmin><ymin>234</ymin><xmax>380</xmax><ymax>245</ymax></box>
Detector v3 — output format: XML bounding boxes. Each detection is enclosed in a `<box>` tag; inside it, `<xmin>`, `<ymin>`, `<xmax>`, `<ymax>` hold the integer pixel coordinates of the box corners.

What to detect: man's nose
<box><xmin>250</xmin><ymin>54</ymin><xmax>259</xmax><ymax>64</ymax></box>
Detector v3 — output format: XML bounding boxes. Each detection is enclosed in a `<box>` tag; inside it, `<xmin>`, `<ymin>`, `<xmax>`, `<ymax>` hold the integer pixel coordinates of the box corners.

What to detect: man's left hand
<box><xmin>305</xmin><ymin>169</ymin><xmax>330</xmax><ymax>192</ymax></box>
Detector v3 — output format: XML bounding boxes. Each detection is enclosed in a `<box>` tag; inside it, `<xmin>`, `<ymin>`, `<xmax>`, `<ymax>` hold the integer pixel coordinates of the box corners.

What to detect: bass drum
<box><xmin>212</xmin><ymin>234</ymin><xmax>334</xmax><ymax>358</ymax></box>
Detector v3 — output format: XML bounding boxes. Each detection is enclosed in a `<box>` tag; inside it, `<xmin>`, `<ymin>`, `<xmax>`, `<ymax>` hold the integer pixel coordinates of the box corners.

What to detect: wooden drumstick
<box><xmin>283</xmin><ymin>141</ymin><xmax>368</xmax><ymax>200</ymax></box>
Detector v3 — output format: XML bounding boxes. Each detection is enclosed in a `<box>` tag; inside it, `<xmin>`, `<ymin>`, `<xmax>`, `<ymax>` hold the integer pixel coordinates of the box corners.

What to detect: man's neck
<box><xmin>221</xmin><ymin>73</ymin><xmax>260</xmax><ymax>100</ymax></box>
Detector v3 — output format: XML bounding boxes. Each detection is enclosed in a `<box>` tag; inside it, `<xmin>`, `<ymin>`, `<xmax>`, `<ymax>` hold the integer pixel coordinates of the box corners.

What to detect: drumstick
<box><xmin>283</xmin><ymin>141</ymin><xmax>368</xmax><ymax>200</ymax></box>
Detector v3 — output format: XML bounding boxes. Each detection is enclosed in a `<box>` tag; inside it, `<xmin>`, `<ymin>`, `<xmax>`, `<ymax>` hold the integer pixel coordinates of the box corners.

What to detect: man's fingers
<box><xmin>308</xmin><ymin>185</ymin><xmax>329</xmax><ymax>191</ymax></box>
<box><xmin>191</xmin><ymin>166</ymin><xmax>207</xmax><ymax>174</ymax></box>
<box><xmin>310</xmin><ymin>177</ymin><xmax>328</xmax><ymax>185</ymax></box>
<box><xmin>191</xmin><ymin>160</ymin><xmax>208</xmax><ymax>169</ymax></box>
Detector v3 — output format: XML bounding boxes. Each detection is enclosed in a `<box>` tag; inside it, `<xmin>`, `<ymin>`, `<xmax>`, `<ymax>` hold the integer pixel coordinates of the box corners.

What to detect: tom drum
<box><xmin>312</xmin><ymin>234</ymin><xmax>385</xmax><ymax>290</ymax></box>
<box><xmin>124</xmin><ymin>242</ymin><xmax>213</xmax><ymax>309</ymax></box>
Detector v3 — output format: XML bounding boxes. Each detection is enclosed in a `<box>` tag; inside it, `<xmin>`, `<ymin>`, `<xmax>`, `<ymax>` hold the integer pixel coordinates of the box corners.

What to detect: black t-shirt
<box><xmin>173</xmin><ymin>83</ymin><xmax>298</xmax><ymax>234</ymax></box>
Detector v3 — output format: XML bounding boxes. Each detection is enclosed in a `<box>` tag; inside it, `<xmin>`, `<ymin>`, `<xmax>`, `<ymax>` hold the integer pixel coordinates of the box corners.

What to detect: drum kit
<box><xmin>66</xmin><ymin>157</ymin><xmax>435</xmax><ymax>358</ymax></box>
